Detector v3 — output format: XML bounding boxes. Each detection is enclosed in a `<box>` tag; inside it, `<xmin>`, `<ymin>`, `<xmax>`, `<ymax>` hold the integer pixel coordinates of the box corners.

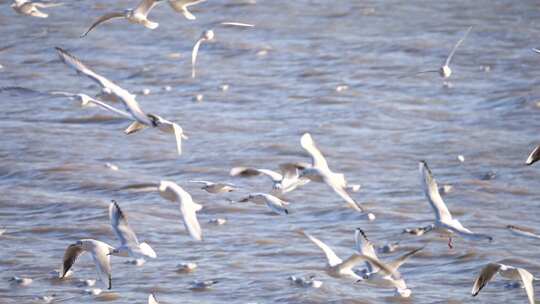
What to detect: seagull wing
<box><xmin>419</xmin><ymin>161</ymin><xmax>453</xmax><ymax>222</ymax></box>
<box><xmin>386</xmin><ymin>247</ymin><xmax>423</xmax><ymax>273</ymax></box>
<box><xmin>148</xmin><ymin>294</ymin><xmax>159</xmax><ymax>304</ymax></box>
<box><xmin>90</xmin><ymin>241</ymin><xmax>113</xmax><ymax>289</ymax></box>
<box><xmin>34</xmin><ymin>2</ymin><xmax>64</xmax><ymax>8</ymax></box>
<box><xmin>172</xmin><ymin>123</ymin><xmax>185</xmax><ymax>155</ymax></box>
<box><xmin>134</xmin><ymin>0</ymin><xmax>160</xmax><ymax>17</ymax></box>
<box><xmin>329</xmin><ymin>181</ymin><xmax>363</xmax><ymax>212</ymax></box>
<box><xmin>159</xmin><ymin>181</ymin><xmax>202</xmax><ymax>241</ymax></box>
<box><xmin>109</xmin><ymin>201</ymin><xmax>140</xmax><ymax>249</ymax></box>
<box><xmin>472</xmin><ymin>263</ymin><xmax>501</xmax><ymax>296</ymax></box>
<box><xmin>219</xmin><ymin>22</ymin><xmax>254</xmax><ymax>27</ymax></box>
<box><xmin>300</xmin><ymin>133</ymin><xmax>330</xmax><ymax>170</ymax></box>
<box><xmin>61</xmin><ymin>243</ymin><xmax>84</xmax><ymax>278</ymax></box>
<box><xmin>338</xmin><ymin>254</ymin><xmax>398</xmax><ymax>277</ymax></box>
<box><xmin>444</xmin><ymin>26</ymin><xmax>472</xmax><ymax>67</ymax></box>
<box><xmin>191</xmin><ymin>38</ymin><xmax>204</xmax><ymax>78</ymax></box>
<box><xmin>526</xmin><ymin>145</ymin><xmax>540</xmax><ymax>166</ymax></box>
<box><xmin>80</xmin><ymin>12</ymin><xmax>125</xmax><ymax>37</ymax></box>
<box><xmin>517</xmin><ymin>268</ymin><xmax>535</xmax><ymax>304</ymax></box>
<box><xmin>354</xmin><ymin>229</ymin><xmax>379</xmax><ymax>273</ymax></box>
<box><xmin>301</xmin><ymin>231</ymin><xmax>342</xmax><ymax>267</ymax></box>
<box><xmin>85</xmin><ymin>97</ymin><xmax>134</xmax><ymax>120</ymax></box>
<box><xmin>230</xmin><ymin>167</ymin><xmax>283</xmax><ymax>182</ymax></box>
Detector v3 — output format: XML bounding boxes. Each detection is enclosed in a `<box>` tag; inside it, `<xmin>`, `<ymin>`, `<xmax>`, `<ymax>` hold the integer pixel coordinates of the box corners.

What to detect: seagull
<box><xmin>526</xmin><ymin>145</ymin><xmax>540</xmax><ymax>166</ymax></box>
<box><xmin>81</xmin><ymin>0</ymin><xmax>162</xmax><ymax>37</ymax></box>
<box><xmin>409</xmin><ymin>26</ymin><xmax>472</xmax><ymax>79</ymax></box>
<box><xmin>506</xmin><ymin>225</ymin><xmax>540</xmax><ymax>240</ymax></box>
<box><xmin>299</xmin><ymin>230</ymin><xmax>397</xmax><ymax>282</ymax></box>
<box><xmin>55</xmin><ymin>47</ymin><xmax>188</xmax><ymax>155</ymax></box>
<box><xmin>288</xmin><ymin>275</ymin><xmax>323</xmax><ymax>288</ymax></box>
<box><xmin>230</xmin><ymin>163</ymin><xmax>311</xmax><ymax>194</ymax></box>
<box><xmin>190</xmin><ymin>280</ymin><xmax>219</xmax><ymax>290</ymax></box>
<box><xmin>299</xmin><ymin>133</ymin><xmax>365</xmax><ymax>212</ymax></box>
<box><xmin>108</xmin><ymin>200</ymin><xmax>157</xmax><ymax>259</ymax></box>
<box><xmin>354</xmin><ymin>228</ymin><xmax>422</xmax><ymax>297</ymax></box>
<box><xmin>191</xmin><ymin>22</ymin><xmax>254</xmax><ymax>78</ymax></box>
<box><xmin>472</xmin><ymin>263</ymin><xmax>538</xmax><ymax>304</ymax></box>
<box><xmin>533</xmin><ymin>48</ymin><xmax>540</xmax><ymax>54</ymax></box>
<box><xmin>9</xmin><ymin>276</ymin><xmax>33</xmax><ymax>286</ymax></box>
<box><xmin>49</xmin><ymin>91</ymin><xmax>96</xmax><ymax>107</ymax></box>
<box><xmin>11</xmin><ymin>0</ymin><xmax>63</xmax><ymax>18</ymax></box>
<box><xmin>237</xmin><ymin>193</ymin><xmax>290</xmax><ymax>215</ymax></box>
<box><xmin>415</xmin><ymin>161</ymin><xmax>493</xmax><ymax>248</ymax></box>
<box><xmin>148</xmin><ymin>294</ymin><xmax>159</xmax><ymax>304</ymax></box>
<box><xmin>167</xmin><ymin>0</ymin><xmax>206</xmax><ymax>20</ymax></box>
<box><xmin>188</xmin><ymin>180</ymin><xmax>237</xmax><ymax>193</ymax></box>
<box><xmin>157</xmin><ymin>180</ymin><xmax>203</xmax><ymax>241</ymax></box>
<box><xmin>177</xmin><ymin>262</ymin><xmax>197</xmax><ymax>273</ymax></box>
<box><xmin>60</xmin><ymin>239</ymin><xmax>115</xmax><ymax>289</ymax></box>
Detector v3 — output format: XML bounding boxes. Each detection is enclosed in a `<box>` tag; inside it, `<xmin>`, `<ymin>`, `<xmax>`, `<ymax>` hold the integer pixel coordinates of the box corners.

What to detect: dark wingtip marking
<box><xmin>284</xmin><ymin>209</ymin><xmax>289</xmax><ymax>215</ymax></box>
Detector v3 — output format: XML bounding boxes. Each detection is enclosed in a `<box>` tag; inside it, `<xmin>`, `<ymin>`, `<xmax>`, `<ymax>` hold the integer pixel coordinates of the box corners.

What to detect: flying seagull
<box><xmin>157</xmin><ymin>181</ymin><xmax>203</xmax><ymax>241</ymax></box>
<box><xmin>472</xmin><ymin>263</ymin><xmax>537</xmax><ymax>304</ymax></box>
<box><xmin>81</xmin><ymin>0</ymin><xmax>162</xmax><ymax>37</ymax></box>
<box><xmin>299</xmin><ymin>133</ymin><xmax>365</xmax><ymax>212</ymax></box>
<box><xmin>299</xmin><ymin>230</ymin><xmax>397</xmax><ymax>282</ymax></box>
<box><xmin>411</xmin><ymin>161</ymin><xmax>493</xmax><ymax>247</ymax></box>
<box><xmin>188</xmin><ymin>180</ymin><xmax>237</xmax><ymax>193</ymax></box>
<box><xmin>407</xmin><ymin>26</ymin><xmax>472</xmax><ymax>79</ymax></box>
<box><xmin>237</xmin><ymin>193</ymin><xmax>290</xmax><ymax>215</ymax></box>
<box><xmin>354</xmin><ymin>228</ymin><xmax>422</xmax><ymax>297</ymax></box>
<box><xmin>109</xmin><ymin>200</ymin><xmax>157</xmax><ymax>259</ymax></box>
<box><xmin>230</xmin><ymin>163</ymin><xmax>311</xmax><ymax>194</ymax></box>
<box><xmin>191</xmin><ymin>22</ymin><xmax>254</xmax><ymax>78</ymax></box>
<box><xmin>167</xmin><ymin>0</ymin><xmax>206</xmax><ymax>20</ymax></box>
<box><xmin>60</xmin><ymin>239</ymin><xmax>115</xmax><ymax>289</ymax></box>
<box><xmin>55</xmin><ymin>47</ymin><xmax>188</xmax><ymax>155</ymax></box>
<box><xmin>526</xmin><ymin>145</ymin><xmax>540</xmax><ymax>166</ymax></box>
<box><xmin>11</xmin><ymin>0</ymin><xmax>63</xmax><ymax>18</ymax></box>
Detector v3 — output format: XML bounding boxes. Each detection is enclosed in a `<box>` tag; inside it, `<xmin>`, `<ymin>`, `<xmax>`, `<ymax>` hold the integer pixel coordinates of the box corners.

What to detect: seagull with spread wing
<box><xmin>410</xmin><ymin>161</ymin><xmax>493</xmax><ymax>248</ymax></box>
<box><xmin>236</xmin><ymin>193</ymin><xmax>290</xmax><ymax>215</ymax></box>
<box><xmin>55</xmin><ymin>47</ymin><xmax>188</xmax><ymax>155</ymax></box>
<box><xmin>299</xmin><ymin>230</ymin><xmax>399</xmax><ymax>283</ymax></box>
<box><xmin>354</xmin><ymin>228</ymin><xmax>422</xmax><ymax>297</ymax></box>
<box><xmin>406</xmin><ymin>26</ymin><xmax>472</xmax><ymax>79</ymax></box>
<box><xmin>81</xmin><ymin>0</ymin><xmax>162</xmax><ymax>37</ymax></box>
<box><xmin>299</xmin><ymin>133</ymin><xmax>366</xmax><ymax>213</ymax></box>
<box><xmin>157</xmin><ymin>181</ymin><xmax>203</xmax><ymax>241</ymax></box>
<box><xmin>230</xmin><ymin>162</ymin><xmax>311</xmax><ymax>194</ymax></box>
<box><xmin>191</xmin><ymin>22</ymin><xmax>254</xmax><ymax>78</ymax></box>
<box><xmin>60</xmin><ymin>239</ymin><xmax>115</xmax><ymax>289</ymax></box>
<box><xmin>188</xmin><ymin>180</ymin><xmax>237</xmax><ymax>193</ymax></box>
<box><xmin>472</xmin><ymin>263</ymin><xmax>538</xmax><ymax>304</ymax></box>
<box><xmin>109</xmin><ymin>200</ymin><xmax>157</xmax><ymax>260</ymax></box>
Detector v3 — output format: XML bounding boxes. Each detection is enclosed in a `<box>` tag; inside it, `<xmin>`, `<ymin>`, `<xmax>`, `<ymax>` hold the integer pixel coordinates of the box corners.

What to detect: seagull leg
<box><xmin>447</xmin><ymin>236</ymin><xmax>454</xmax><ymax>249</ymax></box>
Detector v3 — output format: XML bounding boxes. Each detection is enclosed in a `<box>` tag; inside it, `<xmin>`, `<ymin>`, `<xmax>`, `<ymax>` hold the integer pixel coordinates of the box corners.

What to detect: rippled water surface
<box><xmin>1</xmin><ymin>0</ymin><xmax>540</xmax><ymax>303</ymax></box>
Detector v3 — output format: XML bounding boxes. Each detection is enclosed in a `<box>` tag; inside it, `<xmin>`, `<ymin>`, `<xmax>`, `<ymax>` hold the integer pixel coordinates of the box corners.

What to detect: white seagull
<box><xmin>472</xmin><ymin>263</ymin><xmax>538</xmax><ymax>304</ymax></box>
<box><xmin>55</xmin><ymin>47</ymin><xmax>188</xmax><ymax>155</ymax></box>
<box><xmin>11</xmin><ymin>0</ymin><xmax>63</xmax><ymax>18</ymax></box>
<box><xmin>109</xmin><ymin>200</ymin><xmax>157</xmax><ymax>259</ymax></box>
<box><xmin>288</xmin><ymin>275</ymin><xmax>323</xmax><ymax>288</ymax></box>
<box><xmin>415</xmin><ymin>161</ymin><xmax>493</xmax><ymax>247</ymax></box>
<box><xmin>299</xmin><ymin>133</ymin><xmax>365</xmax><ymax>212</ymax></box>
<box><xmin>526</xmin><ymin>145</ymin><xmax>540</xmax><ymax>166</ymax></box>
<box><xmin>188</xmin><ymin>180</ymin><xmax>237</xmax><ymax>193</ymax></box>
<box><xmin>230</xmin><ymin>163</ymin><xmax>311</xmax><ymax>194</ymax></box>
<box><xmin>237</xmin><ymin>193</ymin><xmax>290</xmax><ymax>215</ymax></box>
<box><xmin>81</xmin><ymin>0</ymin><xmax>162</xmax><ymax>37</ymax></box>
<box><xmin>158</xmin><ymin>181</ymin><xmax>203</xmax><ymax>241</ymax></box>
<box><xmin>299</xmin><ymin>230</ymin><xmax>397</xmax><ymax>282</ymax></box>
<box><xmin>411</xmin><ymin>26</ymin><xmax>472</xmax><ymax>79</ymax></box>
<box><xmin>354</xmin><ymin>228</ymin><xmax>422</xmax><ymax>297</ymax></box>
<box><xmin>191</xmin><ymin>22</ymin><xmax>254</xmax><ymax>78</ymax></box>
<box><xmin>168</xmin><ymin>0</ymin><xmax>206</xmax><ymax>20</ymax></box>
<box><xmin>60</xmin><ymin>239</ymin><xmax>115</xmax><ymax>289</ymax></box>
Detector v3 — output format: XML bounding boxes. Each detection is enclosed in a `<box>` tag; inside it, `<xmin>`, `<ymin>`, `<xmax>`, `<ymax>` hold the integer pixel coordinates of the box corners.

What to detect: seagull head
<box><xmin>201</xmin><ymin>29</ymin><xmax>215</xmax><ymax>41</ymax></box>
